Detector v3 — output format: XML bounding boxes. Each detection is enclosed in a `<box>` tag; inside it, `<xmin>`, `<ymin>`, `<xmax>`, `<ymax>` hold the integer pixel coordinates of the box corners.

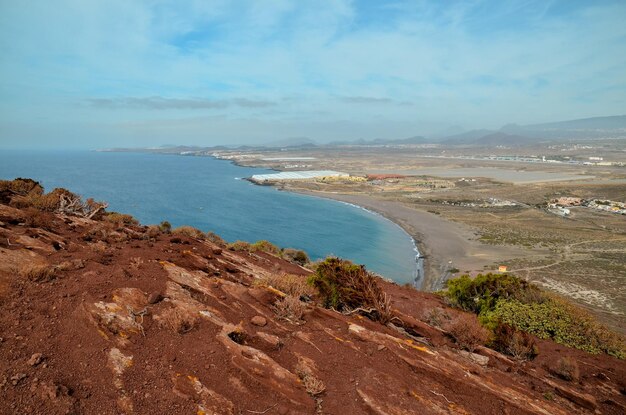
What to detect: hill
<box><xmin>0</xmin><ymin>179</ymin><xmax>625</xmax><ymax>414</ymax></box>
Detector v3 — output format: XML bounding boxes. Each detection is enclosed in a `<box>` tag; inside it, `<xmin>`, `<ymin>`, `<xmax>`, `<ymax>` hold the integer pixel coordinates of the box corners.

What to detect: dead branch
<box><xmin>430</xmin><ymin>390</ymin><xmax>452</xmax><ymax>404</ymax></box>
<box><xmin>246</xmin><ymin>404</ymin><xmax>277</xmax><ymax>414</ymax></box>
<box><xmin>388</xmin><ymin>322</ymin><xmax>431</xmax><ymax>346</ymax></box>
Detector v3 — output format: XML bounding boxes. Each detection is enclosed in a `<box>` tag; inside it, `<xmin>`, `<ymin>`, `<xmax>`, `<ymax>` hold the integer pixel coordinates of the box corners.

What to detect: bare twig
<box><xmin>246</xmin><ymin>403</ymin><xmax>277</xmax><ymax>414</ymax></box>
<box><xmin>430</xmin><ymin>390</ymin><xmax>452</xmax><ymax>404</ymax></box>
<box><xmin>388</xmin><ymin>323</ymin><xmax>431</xmax><ymax>345</ymax></box>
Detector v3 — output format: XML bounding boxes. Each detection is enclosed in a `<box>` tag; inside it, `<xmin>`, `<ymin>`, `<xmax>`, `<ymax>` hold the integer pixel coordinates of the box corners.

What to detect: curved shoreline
<box><xmin>326</xmin><ymin>198</ymin><xmax>424</xmax><ymax>288</ymax></box>
<box><xmin>281</xmin><ymin>189</ymin><xmax>543</xmax><ymax>291</ymax></box>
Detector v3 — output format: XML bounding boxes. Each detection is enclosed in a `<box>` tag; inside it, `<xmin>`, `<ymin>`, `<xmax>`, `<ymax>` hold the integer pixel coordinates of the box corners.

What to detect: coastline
<box><xmin>282</xmin><ymin>189</ymin><xmax>543</xmax><ymax>291</ymax></box>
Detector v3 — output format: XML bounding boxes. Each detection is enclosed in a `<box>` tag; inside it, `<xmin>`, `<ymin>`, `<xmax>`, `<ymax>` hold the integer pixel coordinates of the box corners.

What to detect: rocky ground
<box><xmin>1</xmin><ymin>186</ymin><xmax>625</xmax><ymax>414</ymax></box>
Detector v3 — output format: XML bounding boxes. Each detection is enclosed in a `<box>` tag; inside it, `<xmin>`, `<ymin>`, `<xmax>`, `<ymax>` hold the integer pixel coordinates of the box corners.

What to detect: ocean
<box><xmin>0</xmin><ymin>150</ymin><xmax>418</xmax><ymax>283</ymax></box>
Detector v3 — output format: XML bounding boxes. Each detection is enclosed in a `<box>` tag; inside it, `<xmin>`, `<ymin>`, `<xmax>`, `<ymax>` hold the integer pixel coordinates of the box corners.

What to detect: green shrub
<box><xmin>444</xmin><ymin>273</ymin><xmax>626</xmax><ymax>359</ymax></box>
<box><xmin>282</xmin><ymin>248</ymin><xmax>310</xmax><ymax>266</ymax></box>
<box><xmin>250</xmin><ymin>240</ymin><xmax>280</xmax><ymax>255</ymax></box>
<box><xmin>307</xmin><ymin>257</ymin><xmax>392</xmax><ymax>323</ymax></box>
<box><xmin>159</xmin><ymin>221</ymin><xmax>172</xmax><ymax>233</ymax></box>
<box><xmin>227</xmin><ymin>240</ymin><xmax>252</xmax><ymax>252</ymax></box>
<box><xmin>445</xmin><ymin>273</ymin><xmax>542</xmax><ymax>315</ymax></box>
<box><xmin>486</xmin><ymin>297</ymin><xmax>625</xmax><ymax>358</ymax></box>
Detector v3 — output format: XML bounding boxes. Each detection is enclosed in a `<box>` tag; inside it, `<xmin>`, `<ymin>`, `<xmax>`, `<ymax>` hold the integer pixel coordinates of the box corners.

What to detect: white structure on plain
<box><xmin>250</xmin><ymin>170</ymin><xmax>349</xmax><ymax>183</ymax></box>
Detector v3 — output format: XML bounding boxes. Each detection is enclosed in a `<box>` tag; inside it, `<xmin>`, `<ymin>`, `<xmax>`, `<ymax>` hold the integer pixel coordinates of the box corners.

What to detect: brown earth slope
<box><xmin>0</xmin><ymin>184</ymin><xmax>625</xmax><ymax>414</ymax></box>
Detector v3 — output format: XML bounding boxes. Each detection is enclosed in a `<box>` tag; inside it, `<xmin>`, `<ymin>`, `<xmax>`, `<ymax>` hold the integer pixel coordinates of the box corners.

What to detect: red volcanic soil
<box><xmin>0</xmin><ymin>184</ymin><xmax>625</xmax><ymax>414</ymax></box>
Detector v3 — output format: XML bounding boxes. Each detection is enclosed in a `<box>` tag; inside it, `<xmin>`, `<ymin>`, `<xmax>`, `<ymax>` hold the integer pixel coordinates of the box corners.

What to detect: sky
<box><xmin>0</xmin><ymin>0</ymin><xmax>625</xmax><ymax>149</ymax></box>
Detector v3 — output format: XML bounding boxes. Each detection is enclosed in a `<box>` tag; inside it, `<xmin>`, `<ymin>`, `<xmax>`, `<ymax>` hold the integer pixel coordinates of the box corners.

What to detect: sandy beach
<box><xmin>293</xmin><ymin>190</ymin><xmax>547</xmax><ymax>290</ymax></box>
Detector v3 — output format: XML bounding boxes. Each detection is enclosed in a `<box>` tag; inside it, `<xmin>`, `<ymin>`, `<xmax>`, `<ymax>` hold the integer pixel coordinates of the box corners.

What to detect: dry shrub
<box><xmin>445</xmin><ymin>313</ymin><xmax>489</xmax><ymax>352</ymax></box>
<box><xmin>308</xmin><ymin>257</ymin><xmax>393</xmax><ymax>324</ymax></box>
<box><xmin>282</xmin><ymin>248</ymin><xmax>310</xmax><ymax>266</ymax></box>
<box><xmin>172</xmin><ymin>226</ymin><xmax>205</xmax><ymax>239</ymax></box>
<box><xmin>295</xmin><ymin>361</ymin><xmax>325</xmax><ymax>396</ymax></box>
<box><xmin>144</xmin><ymin>225</ymin><xmax>160</xmax><ymax>239</ymax></box>
<box><xmin>205</xmin><ymin>231</ymin><xmax>225</xmax><ymax>245</ymax></box>
<box><xmin>158</xmin><ymin>307</ymin><xmax>197</xmax><ymax>334</ymax></box>
<box><xmin>22</xmin><ymin>207</ymin><xmax>54</xmax><ymax>229</ymax></box>
<box><xmin>257</xmin><ymin>273</ymin><xmax>315</xmax><ymax>299</ymax></box>
<box><xmin>103</xmin><ymin>212</ymin><xmax>138</xmax><ymax>226</ymax></box>
<box><xmin>0</xmin><ymin>178</ymin><xmax>43</xmax><ymax>197</ymax></box>
<box><xmin>227</xmin><ymin>240</ymin><xmax>252</xmax><ymax>252</ymax></box>
<box><xmin>426</xmin><ymin>307</ymin><xmax>451</xmax><ymax>328</ymax></box>
<box><xmin>20</xmin><ymin>264</ymin><xmax>56</xmax><ymax>282</ymax></box>
<box><xmin>492</xmin><ymin>323</ymin><xmax>538</xmax><ymax>360</ymax></box>
<box><xmin>273</xmin><ymin>295</ymin><xmax>306</xmax><ymax>322</ymax></box>
<box><xmin>551</xmin><ymin>357</ymin><xmax>580</xmax><ymax>382</ymax></box>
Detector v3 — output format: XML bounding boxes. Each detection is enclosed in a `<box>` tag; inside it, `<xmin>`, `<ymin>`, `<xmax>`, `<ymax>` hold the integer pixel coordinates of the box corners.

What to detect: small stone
<box><xmin>27</xmin><ymin>353</ymin><xmax>43</xmax><ymax>366</ymax></box>
<box><xmin>251</xmin><ymin>316</ymin><xmax>267</xmax><ymax>327</ymax></box>
<box><xmin>11</xmin><ymin>373</ymin><xmax>27</xmax><ymax>386</ymax></box>
<box><xmin>377</xmin><ymin>345</ymin><xmax>386</xmax><ymax>351</ymax></box>
<box><xmin>147</xmin><ymin>292</ymin><xmax>163</xmax><ymax>304</ymax></box>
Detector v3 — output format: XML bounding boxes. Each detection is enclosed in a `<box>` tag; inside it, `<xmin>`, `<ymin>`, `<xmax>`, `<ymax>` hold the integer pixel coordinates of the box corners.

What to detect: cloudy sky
<box><xmin>1</xmin><ymin>0</ymin><xmax>625</xmax><ymax>148</ymax></box>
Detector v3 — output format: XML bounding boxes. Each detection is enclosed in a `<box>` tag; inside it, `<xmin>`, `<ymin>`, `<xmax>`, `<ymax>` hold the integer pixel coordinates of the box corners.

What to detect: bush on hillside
<box><xmin>444</xmin><ymin>313</ymin><xmax>490</xmax><ymax>352</ymax></box>
<box><xmin>250</xmin><ymin>240</ymin><xmax>280</xmax><ymax>255</ymax></box>
<box><xmin>491</xmin><ymin>323</ymin><xmax>538</xmax><ymax>360</ymax></box>
<box><xmin>444</xmin><ymin>273</ymin><xmax>626</xmax><ymax>359</ymax></box>
<box><xmin>308</xmin><ymin>257</ymin><xmax>392</xmax><ymax>323</ymax></box>
<box><xmin>102</xmin><ymin>212</ymin><xmax>139</xmax><ymax>226</ymax></box>
<box><xmin>159</xmin><ymin>221</ymin><xmax>172</xmax><ymax>233</ymax></box>
<box><xmin>282</xmin><ymin>248</ymin><xmax>310</xmax><ymax>266</ymax></box>
<box><xmin>445</xmin><ymin>273</ymin><xmax>543</xmax><ymax>315</ymax></box>
<box><xmin>205</xmin><ymin>231</ymin><xmax>225</xmax><ymax>245</ymax></box>
<box><xmin>227</xmin><ymin>240</ymin><xmax>252</xmax><ymax>252</ymax></box>
<box><xmin>172</xmin><ymin>226</ymin><xmax>205</xmax><ymax>239</ymax></box>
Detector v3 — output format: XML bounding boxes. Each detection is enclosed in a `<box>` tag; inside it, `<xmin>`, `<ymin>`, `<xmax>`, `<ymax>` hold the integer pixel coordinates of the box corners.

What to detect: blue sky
<box><xmin>0</xmin><ymin>0</ymin><xmax>625</xmax><ymax>148</ymax></box>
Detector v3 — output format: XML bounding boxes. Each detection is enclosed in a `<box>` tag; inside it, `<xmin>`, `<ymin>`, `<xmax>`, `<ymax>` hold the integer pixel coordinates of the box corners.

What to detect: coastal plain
<box><xmin>212</xmin><ymin>143</ymin><xmax>626</xmax><ymax>332</ymax></box>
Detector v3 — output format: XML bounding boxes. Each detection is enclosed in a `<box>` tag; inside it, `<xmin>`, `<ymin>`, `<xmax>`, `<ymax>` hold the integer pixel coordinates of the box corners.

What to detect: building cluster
<box><xmin>548</xmin><ymin>197</ymin><xmax>625</xmax><ymax>216</ymax></box>
<box><xmin>435</xmin><ymin>198</ymin><xmax>517</xmax><ymax>208</ymax></box>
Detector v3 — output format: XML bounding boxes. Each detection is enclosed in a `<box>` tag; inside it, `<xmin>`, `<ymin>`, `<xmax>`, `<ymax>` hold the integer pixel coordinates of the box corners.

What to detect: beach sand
<box><xmin>294</xmin><ymin>191</ymin><xmax>548</xmax><ymax>290</ymax></box>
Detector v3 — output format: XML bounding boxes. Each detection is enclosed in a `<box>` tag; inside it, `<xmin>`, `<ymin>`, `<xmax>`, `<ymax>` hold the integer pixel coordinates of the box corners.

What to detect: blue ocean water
<box><xmin>0</xmin><ymin>150</ymin><xmax>417</xmax><ymax>283</ymax></box>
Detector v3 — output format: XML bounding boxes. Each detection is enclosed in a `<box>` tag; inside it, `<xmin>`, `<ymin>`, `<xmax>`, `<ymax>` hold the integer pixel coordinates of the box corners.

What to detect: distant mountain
<box><xmin>441</xmin><ymin>129</ymin><xmax>497</xmax><ymax>144</ymax></box>
<box><xmin>330</xmin><ymin>135</ymin><xmax>431</xmax><ymax>146</ymax></box>
<box><xmin>443</xmin><ymin>131</ymin><xmax>539</xmax><ymax>146</ymax></box>
<box><xmin>500</xmin><ymin>115</ymin><xmax>626</xmax><ymax>139</ymax></box>
<box><xmin>264</xmin><ymin>137</ymin><xmax>317</xmax><ymax>148</ymax></box>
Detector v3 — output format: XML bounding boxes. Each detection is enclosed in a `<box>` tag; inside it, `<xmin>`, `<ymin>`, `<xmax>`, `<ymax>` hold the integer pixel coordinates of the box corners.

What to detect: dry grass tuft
<box><xmin>256</xmin><ymin>273</ymin><xmax>315</xmax><ymax>299</ymax></box>
<box><xmin>20</xmin><ymin>264</ymin><xmax>57</xmax><ymax>282</ymax></box>
<box><xmin>295</xmin><ymin>361</ymin><xmax>325</xmax><ymax>396</ymax></box>
<box><xmin>273</xmin><ymin>295</ymin><xmax>307</xmax><ymax>322</ymax></box>
<box><xmin>171</xmin><ymin>226</ymin><xmax>205</xmax><ymax>239</ymax></box>
<box><xmin>551</xmin><ymin>356</ymin><xmax>580</xmax><ymax>382</ymax></box>
<box><xmin>158</xmin><ymin>307</ymin><xmax>197</xmax><ymax>334</ymax></box>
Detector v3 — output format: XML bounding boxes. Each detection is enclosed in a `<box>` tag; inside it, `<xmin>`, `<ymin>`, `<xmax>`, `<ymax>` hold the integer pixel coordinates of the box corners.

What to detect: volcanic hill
<box><xmin>0</xmin><ymin>179</ymin><xmax>625</xmax><ymax>414</ymax></box>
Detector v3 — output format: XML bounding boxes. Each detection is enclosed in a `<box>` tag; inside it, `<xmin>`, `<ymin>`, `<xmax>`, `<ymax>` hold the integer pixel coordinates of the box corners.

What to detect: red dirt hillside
<box><xmin>0</xmin><ymin>179</ymin><xmax>625</xmax><ymax>415</ymax></box>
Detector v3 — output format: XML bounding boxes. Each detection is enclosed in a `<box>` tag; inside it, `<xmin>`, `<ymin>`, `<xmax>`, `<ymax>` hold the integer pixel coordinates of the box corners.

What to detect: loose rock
<box><xmin>251</xmin><ymin>316</ymin><xmax>267</xmax><ymax>327</ymax></box>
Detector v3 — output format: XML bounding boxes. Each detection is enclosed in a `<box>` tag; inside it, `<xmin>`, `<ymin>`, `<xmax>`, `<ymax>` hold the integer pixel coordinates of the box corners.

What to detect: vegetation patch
<box><xmin>444</xmin><ymin>273</ymin><xmax>626</xmax><ymax>359</ymax></box>
<box><xmin>171</xmin><ymin>226</ymin><xmax>205</xmax><ymax>239</ymax></box>
<box><xmin>308</xmin><ymin>257</ymin><xmax>392</xmax><ymax>324</ymax></box>
<box><xmin>282</xmin><ymin>248</ymin><xmax>310</xmax><ymax>266</ymax></box>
